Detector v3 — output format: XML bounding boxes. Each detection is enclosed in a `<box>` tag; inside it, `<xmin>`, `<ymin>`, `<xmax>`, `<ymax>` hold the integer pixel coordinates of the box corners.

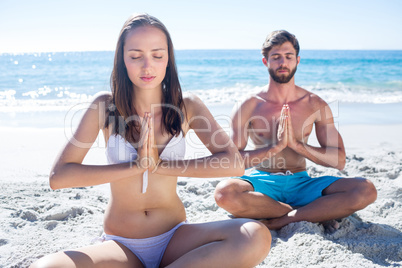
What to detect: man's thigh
<box><xmin>215</xmin><ymin>178</ymin><xmax>255</xmax><ymax>194</ymax></box>
<box><xmin>322</xmin><ymin>177</ymin><xmax>367</xmax><ymax>195</ymax></box>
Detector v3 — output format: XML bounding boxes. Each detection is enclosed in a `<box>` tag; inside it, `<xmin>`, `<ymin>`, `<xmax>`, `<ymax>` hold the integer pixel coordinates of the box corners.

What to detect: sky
<box><xmin>0</xmin><ymin>0</ymin><xmax>401</xmax><ymax>53</ymax></box>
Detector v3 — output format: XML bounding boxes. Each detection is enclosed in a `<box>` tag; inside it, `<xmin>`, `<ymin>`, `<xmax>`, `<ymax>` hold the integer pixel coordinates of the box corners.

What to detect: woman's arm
<box><xmin>49</xmin><ymin>93</ymin><xmax>146</xmax><ymax>190</ymax></box>
<box><xmin>153</xmin><ymin>94</ymin><xmax>244</xmax><ymax>178</ymax></box>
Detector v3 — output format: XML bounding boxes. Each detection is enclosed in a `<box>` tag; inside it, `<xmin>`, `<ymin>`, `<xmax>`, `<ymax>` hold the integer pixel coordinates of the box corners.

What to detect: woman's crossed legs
<box><xmin>30</xmin><ymin>218</ymin><xmax>271</xmax><ymax>268</ymax></box>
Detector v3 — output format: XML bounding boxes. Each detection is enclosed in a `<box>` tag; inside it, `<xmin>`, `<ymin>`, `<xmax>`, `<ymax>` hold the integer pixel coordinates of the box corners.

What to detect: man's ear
<box><xmin>297</xmin><ymin>56</ymin><xmax>300</xmax><ymax>65</ymax></box>
<box><xmin>262</xmin><ymin>57</ymin><xmax>268</xmax><ymax>66</ymax></box>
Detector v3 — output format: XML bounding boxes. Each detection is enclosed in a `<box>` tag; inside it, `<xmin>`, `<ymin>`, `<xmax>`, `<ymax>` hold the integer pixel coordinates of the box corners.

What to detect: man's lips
<box><xmin>277</xmin><ymin>68</ymin><xmax>289</xmax><ymax>73</ymax></box>
<box><xmin>141</xmin><ymin>76</ymin><xmax>156</xmax><ymax>82</ymax></box>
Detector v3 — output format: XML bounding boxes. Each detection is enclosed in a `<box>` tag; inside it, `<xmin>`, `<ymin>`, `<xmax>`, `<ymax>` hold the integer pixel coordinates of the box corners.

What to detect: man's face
<box><xmin>263</xmin><ymin>41</ymin><xmax>300</xmax><ymax>84</ymax></box>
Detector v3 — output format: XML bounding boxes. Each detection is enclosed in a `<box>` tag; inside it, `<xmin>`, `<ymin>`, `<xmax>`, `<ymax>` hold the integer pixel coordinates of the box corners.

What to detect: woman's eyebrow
<box><xmin>127</xmin><ymin>48</ymin><xmax>166</xmax><ymax>52</ymax></box>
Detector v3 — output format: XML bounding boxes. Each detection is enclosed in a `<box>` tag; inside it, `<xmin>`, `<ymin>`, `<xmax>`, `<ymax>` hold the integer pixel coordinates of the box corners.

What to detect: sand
<box><xmin>0</xmin><ymin>121</ymin><xmax>401</xmax><ymax>267</ymax></box>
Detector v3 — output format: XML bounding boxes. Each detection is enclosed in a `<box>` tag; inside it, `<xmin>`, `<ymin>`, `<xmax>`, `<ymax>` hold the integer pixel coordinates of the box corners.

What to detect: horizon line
<box><xmin>1</xmin><ymin>48</ymin><xmax>402</xmax><ymax>55</ymax></box>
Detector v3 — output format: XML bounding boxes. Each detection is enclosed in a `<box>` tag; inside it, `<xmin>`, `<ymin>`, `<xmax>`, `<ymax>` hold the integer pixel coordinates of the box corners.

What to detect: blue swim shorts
<box><xmin>240</xmin><ymin>169</ymin><xmax>341</xmax><ymax>207</ymax></box>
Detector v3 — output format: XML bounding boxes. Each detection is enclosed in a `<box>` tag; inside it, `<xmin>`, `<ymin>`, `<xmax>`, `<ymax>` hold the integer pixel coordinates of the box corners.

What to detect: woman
<box><xmin>30</xmin><ymin>13</ymin><xmax>271</xmax><ymax>268</ymax></box>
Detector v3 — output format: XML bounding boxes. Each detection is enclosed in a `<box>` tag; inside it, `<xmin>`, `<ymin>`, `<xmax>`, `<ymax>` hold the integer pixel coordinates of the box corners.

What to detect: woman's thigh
<box><xmin>160</xmin><ymin>218</ymin><xmax>271</xmax><ymax>267</ymax></box>
<box><xmin>30</xmin><ymin>240</ymin><xmax>143</xmax><ymax>268</ymax></box>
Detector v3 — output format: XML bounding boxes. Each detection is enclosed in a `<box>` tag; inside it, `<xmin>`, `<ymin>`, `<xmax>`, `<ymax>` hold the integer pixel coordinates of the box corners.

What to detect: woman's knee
<box><xmin>236</xmin><ymin>220</ymin><xmax>271</xmax><ymax>264</ymax></box>
<box><xmin>243</xmin><ymin>220</ymin><xmax>271</xmax><ymax>247</ymax></box>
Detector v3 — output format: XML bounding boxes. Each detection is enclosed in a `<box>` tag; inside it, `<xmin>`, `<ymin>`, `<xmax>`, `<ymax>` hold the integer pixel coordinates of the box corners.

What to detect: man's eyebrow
<box><xmin>269</xmin><ymin>52</ymin><xmax>295</xmax><ymax>58</ymax></box>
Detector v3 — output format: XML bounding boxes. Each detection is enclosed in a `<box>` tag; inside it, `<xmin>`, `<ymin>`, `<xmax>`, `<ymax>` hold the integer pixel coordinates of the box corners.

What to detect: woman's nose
<box><xmin>142</xmin><ymin>57</ymin><xmax>151</xmax><ymax>69</ymax></box>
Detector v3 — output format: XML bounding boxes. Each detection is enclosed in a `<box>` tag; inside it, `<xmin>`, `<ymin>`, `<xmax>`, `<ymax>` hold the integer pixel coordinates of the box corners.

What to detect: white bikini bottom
<box><xmin>99</xmin><ymin>221</ymin><xmax>186</xmax><ymax>268</ymax></box>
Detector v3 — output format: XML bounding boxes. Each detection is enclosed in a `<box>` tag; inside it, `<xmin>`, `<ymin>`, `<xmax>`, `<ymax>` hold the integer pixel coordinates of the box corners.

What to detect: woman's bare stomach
<box><xmin>102</xmin><ymin>175</ymin><xmax>186</xmax><ymax>239</ymax></box>
<box><xmin>103</xmin><ymin>197</ymin><xmax>186</xmax><ymax>239</ymax></box>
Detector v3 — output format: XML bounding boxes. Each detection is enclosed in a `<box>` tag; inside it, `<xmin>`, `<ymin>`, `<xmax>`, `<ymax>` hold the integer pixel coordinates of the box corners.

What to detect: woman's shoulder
<box><xmin>87</xmin><ymin>92</ymin><xmax>113</xmax><ymax>130</ymax></box>
<box><xmin>90</xmin><ymin>92</ymin><xmax>113</xmax><ymax>117</ymax></box>
<box><xmin>182</xmin><ymin>92</ymin><xmax>206</xmax><ymax>112</ymax></box>
<box><xmin>181</xmin><ymin>93</ymin><xmax>210</xmax><ymax>123</ymax></box>
<box><xmin>183</xmin><ymin>92</ymin><xmax>203</xmax><ymax>105</ymax></box>
<box><xmin>92</xmin><ymin>91</ymin><xmax>112</xmax><ymax>105</ymax></box>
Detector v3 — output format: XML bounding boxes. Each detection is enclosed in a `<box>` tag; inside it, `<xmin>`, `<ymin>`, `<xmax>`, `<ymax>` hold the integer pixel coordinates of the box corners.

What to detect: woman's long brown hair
<box><xmin>105</xmin><ymin>13</ymin><xmax>185</xmax><ymax>144</ymax></box>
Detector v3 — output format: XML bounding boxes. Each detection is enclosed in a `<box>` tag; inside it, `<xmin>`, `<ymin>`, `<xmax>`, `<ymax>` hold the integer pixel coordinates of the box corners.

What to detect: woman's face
<box><xmin>124</xmin><ymin>26</ymin><xmax>169</xmax><ymax>91</ymax></box>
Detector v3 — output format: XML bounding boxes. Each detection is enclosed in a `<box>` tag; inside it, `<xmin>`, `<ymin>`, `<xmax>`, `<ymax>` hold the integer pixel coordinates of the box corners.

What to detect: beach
<box><xmin>0</xmin><ymin>101</ymin><xmax>401</xmax><ymax>267</ymax></box>
<box><xmin>1</xmin><ymin>0</ymin><xmax>402</xmax><ymax>263</ymax></box>
<box><xmin>1</xmin><ymin>49</ymin><xmax>401</xmax><ymax>267</ymax></box>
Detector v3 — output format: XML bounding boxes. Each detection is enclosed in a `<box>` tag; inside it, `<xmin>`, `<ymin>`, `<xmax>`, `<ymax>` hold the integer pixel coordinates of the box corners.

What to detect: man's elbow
<box><xmin>336</xmin><ymin>152</ymin><xmax>346</xmax><ymax>170</ymax></box>
<box><xmin>336</xmin><ymin>160</ymin><xmax>346</xmax><ymax>170</ymax></box>
<box><xmin>325</xmin><ymin>152</ymin><xmax>345</xmax><ymax>170</ymax></box>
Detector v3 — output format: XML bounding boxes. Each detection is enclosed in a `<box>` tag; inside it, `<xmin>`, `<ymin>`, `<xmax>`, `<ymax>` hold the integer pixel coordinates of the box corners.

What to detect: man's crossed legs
<box><xmin>214</xmin><ymin>169</ymin><xmax>377</xmax><ymax>231</ymax></box>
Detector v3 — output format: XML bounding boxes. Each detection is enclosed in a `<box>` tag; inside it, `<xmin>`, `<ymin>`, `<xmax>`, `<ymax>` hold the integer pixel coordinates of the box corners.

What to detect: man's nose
<box><xmin>278</xmin><ymin>57</ymin><xmax>286</xmax><ymax>65</ymax></box>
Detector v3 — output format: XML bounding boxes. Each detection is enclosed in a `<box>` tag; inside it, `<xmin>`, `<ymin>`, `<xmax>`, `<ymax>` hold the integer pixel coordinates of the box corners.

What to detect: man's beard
<box><xmin>269</xmin><ymin>66</ymin><xmax>297</xmax><ymax>84</ymax></box>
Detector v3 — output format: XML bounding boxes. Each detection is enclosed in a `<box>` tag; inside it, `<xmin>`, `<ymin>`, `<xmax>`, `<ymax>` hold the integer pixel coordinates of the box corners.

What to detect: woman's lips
<box><xmin>141</xmin><ymin>76</ymin><xmax>156</xmax><ymax>82</ymax></box>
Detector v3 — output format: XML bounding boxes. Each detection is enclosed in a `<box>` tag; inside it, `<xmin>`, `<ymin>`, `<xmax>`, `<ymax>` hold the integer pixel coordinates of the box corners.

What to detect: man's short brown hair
<box><xmin>261</xmin><ymin>30</ymin><xmax>300</xmax><ymax>59</ymax></box>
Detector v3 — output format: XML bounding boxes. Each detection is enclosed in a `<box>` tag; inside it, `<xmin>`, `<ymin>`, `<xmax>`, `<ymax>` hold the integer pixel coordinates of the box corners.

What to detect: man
<box><xmin>214</xmin><ymin>30</ymin><xmax>377</xmax><ymax>231</ymax></box>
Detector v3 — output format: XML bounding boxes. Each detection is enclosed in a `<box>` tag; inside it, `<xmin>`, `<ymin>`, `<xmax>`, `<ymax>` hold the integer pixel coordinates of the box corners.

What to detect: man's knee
<box><xmin>214</xmin><ymin>180</ymin><xmax>237</xmax><ymax>207</ymax></box>
<box><xmin>214</xmin><ymin>179</ymin><xmax>247</xmax><ymax>211</ymax></box>
<box><xmin>351</xmin><ymin>178</ymin><xmax>377</xmax><ymax>210</ymax></box>
<box><xmin>359</xmin><ymin>178</ymin><xmax>377</xmax><ymax>204</ymax></box>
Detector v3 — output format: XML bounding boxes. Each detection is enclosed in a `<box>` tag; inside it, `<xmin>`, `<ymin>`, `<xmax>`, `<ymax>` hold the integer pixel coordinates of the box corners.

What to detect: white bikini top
<box><xmin>106</xmin><ymin>132</ymin><xmax>185</xmax><ymax>193</ymax></box>
<box><xmin>106</xmin><ymin>131</ymin><xmax>186</xmax><ymax>164</ymax></box>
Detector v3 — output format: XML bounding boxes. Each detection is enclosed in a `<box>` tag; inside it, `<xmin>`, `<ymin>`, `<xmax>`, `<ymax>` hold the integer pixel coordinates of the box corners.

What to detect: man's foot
<box><xmin>321</xmin><ymin>219</ymin><xmax>341</xmax><ymax>234</ymax></box>
<box><xmin>259</xmin><ymin>218</ymin><xmax>288</xmax><ymax>230</ymax></box>
<box><xmin>261</xmin><ymin>217</ymin><xmax>342</xmax><ymax>232</ymax></box>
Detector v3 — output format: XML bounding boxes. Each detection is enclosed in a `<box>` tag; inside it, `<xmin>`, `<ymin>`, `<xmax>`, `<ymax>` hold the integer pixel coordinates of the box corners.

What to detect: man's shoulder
<box><xmin>230</xmin><ymin>93</ymin><xmax>267</xmax><ymax>119</ymax></box>
<box><xmin>296</xmin><ymin>86</ymin><xmax>328</xmax><ymax>108</ymax></box>
<box><xmin>239</xmin><ymin>92</ymin><xmax>268</xmax><ymax>107</ymax></box>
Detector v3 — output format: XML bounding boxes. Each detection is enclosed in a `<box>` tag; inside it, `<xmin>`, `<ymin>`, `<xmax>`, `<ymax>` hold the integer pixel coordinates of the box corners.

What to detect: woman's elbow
<box><xmin>49</xmin><ymin>169</ymin><xmax>65</xmax><ymax>190</ymax></box>
<box><xmin>49</xmin><ymin>172</ymin><xmax>59</xmax><ymax>190</ymax></box>
<box><xmin>228</xmin><ymin>150</ymin><xmax>245</xmax><ymax>176</ymax></box>
<box><xmin>233</xmin><ymin>166</ymin><xmax>245</xmax><ymax>177</ymax></box>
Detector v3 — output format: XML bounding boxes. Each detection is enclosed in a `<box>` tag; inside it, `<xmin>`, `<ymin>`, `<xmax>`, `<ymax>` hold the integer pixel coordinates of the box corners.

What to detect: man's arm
<box><xmin>231</xmin><ymin>98</ymin><xmax>285</xmax><ymax>169</ymax></box>
<box><xmin>287</xmin><ymin>102</ymin><xmax>346</xmax><ymax>170</ymax></box>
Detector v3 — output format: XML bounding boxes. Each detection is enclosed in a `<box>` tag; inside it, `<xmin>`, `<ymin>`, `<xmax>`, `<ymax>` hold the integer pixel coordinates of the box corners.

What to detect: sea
<box><xmin>1</xmin><ymin>50</ymin><xmax>401</xmax><ymax>127</ymax></box>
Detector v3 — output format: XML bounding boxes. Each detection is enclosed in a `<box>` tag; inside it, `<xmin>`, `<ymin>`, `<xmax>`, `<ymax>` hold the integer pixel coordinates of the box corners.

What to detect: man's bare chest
<box><xmin>248</xmin><ymin>104</ymin><xmax>315</xmax><ymax>145</ymax></box>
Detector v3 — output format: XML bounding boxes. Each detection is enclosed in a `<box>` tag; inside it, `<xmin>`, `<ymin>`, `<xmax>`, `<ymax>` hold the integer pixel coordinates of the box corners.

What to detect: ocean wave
<box><xmin>0</xmin><ymin>83</ymin><xmax>401</xmax><ymax>113</ymax></box>
<box><xmin>304</xmin><ymin>83</ymin><xmax>402</xmax><ymax>104</ymax></box>
<box><xmin>190</xmin><ymin>83</ymin><xmax>402</xmax><ymax>104</ymax></box>
<box><xmin>0</xmin><ymin>99</ymin><xmax>90</xmax><ymax>112</ymax></box>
